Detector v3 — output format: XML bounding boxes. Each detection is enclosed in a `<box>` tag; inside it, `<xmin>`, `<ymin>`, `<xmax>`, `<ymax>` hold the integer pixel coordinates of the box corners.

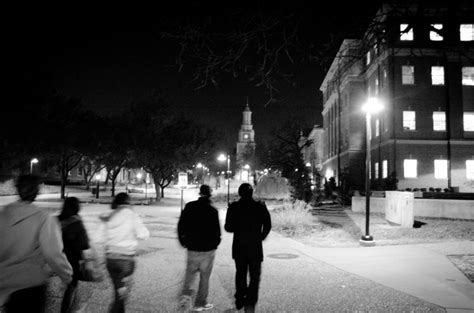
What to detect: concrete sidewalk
<box><xmin>2</xmin><ymin>187</ymin><xmax>473</xmax><ymax>312</ymax></box>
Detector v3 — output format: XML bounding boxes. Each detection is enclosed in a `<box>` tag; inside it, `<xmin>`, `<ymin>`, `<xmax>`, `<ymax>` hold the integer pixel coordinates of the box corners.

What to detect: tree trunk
<box><xmin>161</xmin><ymin>186</ymin><xmax>165</xmax><ymax>198</ymax></box>
<box><xmin>154</xmin><ymin>184</ymin><xmax>161</xmax><ymax>201</ymax></box>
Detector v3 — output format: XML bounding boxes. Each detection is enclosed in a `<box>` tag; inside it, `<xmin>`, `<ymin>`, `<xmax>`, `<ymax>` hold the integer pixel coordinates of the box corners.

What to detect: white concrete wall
<box><xmin>352</xmin><ymin>196</ymin><xmax>474</xmax><ymax>220</ymax></box>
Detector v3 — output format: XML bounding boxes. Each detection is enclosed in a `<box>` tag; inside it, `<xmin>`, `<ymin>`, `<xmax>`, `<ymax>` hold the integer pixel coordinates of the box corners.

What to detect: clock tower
<box><xmin>236</xmin><ymin>99</ymin><xmax>256</xmax><ymax>167</ymax></box>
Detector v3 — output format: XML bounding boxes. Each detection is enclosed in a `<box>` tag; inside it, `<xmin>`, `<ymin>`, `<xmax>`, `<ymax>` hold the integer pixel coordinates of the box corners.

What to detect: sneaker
<box><xmin>178</xmin><ymin>295</ymin><xmax>193</xmax><ymax>312</ymax></box>
<box><xmin>192</xmin><ymin>303</ymin><xmax>214</xmax><ymax>311</ymax></box>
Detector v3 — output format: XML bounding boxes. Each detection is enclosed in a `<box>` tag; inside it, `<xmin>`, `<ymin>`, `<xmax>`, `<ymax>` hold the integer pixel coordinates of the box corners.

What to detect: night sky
<box><xmin>12</xmin><ymin>1</ymin><xmax>382</xmax><ymax>146</ymax></box>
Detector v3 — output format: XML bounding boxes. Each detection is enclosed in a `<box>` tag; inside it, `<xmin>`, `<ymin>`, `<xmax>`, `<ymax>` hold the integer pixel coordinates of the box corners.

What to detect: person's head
<box><xmin>199</xmin><ymin>184</ymin><xmax>212</xmax><ymax>198</ymax></box>
<box><xmin>58</xmin><ymin>197</ymin><xmax>80</xmax><ymax>221</ymax></box>
<box><xmin>238</xmin><ymin>183</ymin><xmax>253</xmax><ymax>199</ymax></box>
<box><xmin>112</xmin><ymin>192</ymin><xmax>130</xmax><ymax>209</ymax></box>
<box><xmin>16</xmin><ymin>174</ymin><xmax>41</xmax><ymax>202</ymax></box>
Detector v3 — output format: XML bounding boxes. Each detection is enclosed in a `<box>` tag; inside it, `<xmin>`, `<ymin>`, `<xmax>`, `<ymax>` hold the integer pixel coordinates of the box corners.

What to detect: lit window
<box><xmin>434</xmin><ymin>159</ymin><xmax>448</xmax><ymax>179</ymax></box>
<box><xmin>402</xmin><ymin>65</ymin><xmax>414</xmax><ymax>85</ymax></box>
<box><xmin>382</xmin><ymin>160</ymin><xmax>388</xmax><ymax>178</ymax></box>
<box><xmin>464</xmin><ymin>112</ymin><xmax>474</xmax><ymax>131</ymax></box>
<box><xmin>430</xmin><ymin>24</ymin><xmax>443</xmax><ymax>41</ymax></box>
<box><xmin>375</xmin><ymin>119</ymin><xmax>380</xmax><ymax>137</ymax></box>
<box><xmin>433</xmin><ymin>112</ymin><xmax>446</xmax><ymax>131</ymax></box>
<box><xmin>375</xmin><ymin>78</ymin><xmax>379</xmax><ymax>95</ymax></box>
<box><xmin>366</xmin><ymin>51</ymin><xmax>371</xmax><ymax>65</ymax></box>
<box><xmin>431</xmin><ymin>66</ymin><xmax>445</xmax><ymax>85</ymax></box>
<box><xmin>460</xmin><ymin>24</ymin><xmax>474</xmax><ymax>41</ymax></box>
<box><xmin>400</xmin><ymin>24</ymin><xmax>413</xmax><ymax>41</ymax></box>
<box><xmin>375</xmin><ymin>162</ymin><xmax>379</xmax><ymax>179</ymax></box>
<box><xmin>466</xmin><ymin>160</ymin><xmax>474</xmax><ymax>180</ymax></box>
<box><xmin>462</xmin><ymin>67</ymin><xmax>474</xmax><ymax>86</ymax></box>
<box><xmin>404</xmin><ymin>159</ymin><xmax>417</xmax><ymax>178</ymax></box>
<box><xmin>403</xmin><ymin>111</ymin><xmax>416</xmax><ymax>130</ymax></box>
<box><xmin>325</xmin><ymin>168</ymin><xmax>334</xmax><ymax>180</ymax></box>
<box><xmin>77</xmin><ymin>167</ymin><xmax>83</xmax><ymax>176</ymax></box>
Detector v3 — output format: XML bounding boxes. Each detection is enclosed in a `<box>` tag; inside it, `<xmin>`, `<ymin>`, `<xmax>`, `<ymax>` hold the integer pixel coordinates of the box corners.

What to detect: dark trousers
<box><xmin>4</xmin><ymin>285</ymin><xmax>46</xmax><ymax>313</ymax></box>
<box><xmin>106</xmin><ymin>255</ymin><xmax>136</xmax><ymax>313</ymax></box>
<box><xmin>234</xmin><ymin>259</ymin><xmax>262</xmax><ymax>307</ymax></box>
<box><xmin>61</xmin><ymin>279</ymin><xmax>78</xmax><ymax>313</ymax></box>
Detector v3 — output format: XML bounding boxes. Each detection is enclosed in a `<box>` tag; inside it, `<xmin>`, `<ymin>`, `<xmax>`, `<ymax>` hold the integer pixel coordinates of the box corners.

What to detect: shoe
<box><xmin>192</xmin><ymin>303</ymin><xmax>214</xmax><ymax>311</ymax></box>
<box><xmin>178</xmin><ymin>295</ymin><xmax>193</xmax><ymax>312</ymax></box>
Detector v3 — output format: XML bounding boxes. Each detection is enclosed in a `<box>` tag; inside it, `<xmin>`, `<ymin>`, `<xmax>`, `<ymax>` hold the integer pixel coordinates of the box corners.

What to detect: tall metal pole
<box><xmin>361</xmin><ymin>112</ymin><xmax>374</xmax><ymax>243</ymax></box>
<box><xmin>227</xmin><ymin>154</ymin><xmax>230</xmax><ymax>204</ymax></box>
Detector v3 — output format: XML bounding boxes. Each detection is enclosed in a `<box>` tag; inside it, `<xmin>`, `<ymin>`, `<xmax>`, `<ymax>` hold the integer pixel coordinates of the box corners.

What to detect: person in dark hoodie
<box><xmin>225</xmin><ymin>183</ymin><xmax>271</xmax><ymax>313</ymax></box>
<box><xmin>177</xmin><ymin>185</ymin><xmax>221</xmax><ymax>312</ymax></box>
<box><xmin>0</xmin><ymin>174</ymin><xmax>72</xmax><ymax>313</ymax></box>
<box><xmin>57</xmin><ymin>197</ymin><xmax>90</xmax><ymax>313</ymax></box>
<box><xmin>95</xmin><ymin>192</ymin><xmax>149</xmax><ymax>313</ymax></box>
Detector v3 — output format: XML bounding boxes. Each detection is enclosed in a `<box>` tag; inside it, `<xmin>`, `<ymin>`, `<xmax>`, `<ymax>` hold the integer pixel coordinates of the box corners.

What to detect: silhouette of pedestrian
<box><xmin>178</xmin><ymin>185</ymin><xmax>221</xmax><ymax>312</ymax></box>
<box><xmin>58</xmin><ymin>197</ymin><xmax>90</xmax><ymax>313</ymax></box>
<box><xmin>0</xmin><ymin>174</ymin><xmax>73</xmax><ymax>312</ymax></box>
<box><xmin>95</xmin><ymin>192</ymin><xmax>149</xmax><ymax>313</ymax></box>
<box><xmin>225</xmin><ymin>183</ymin><xmax>271</xmax><ymax>312</ymax></box>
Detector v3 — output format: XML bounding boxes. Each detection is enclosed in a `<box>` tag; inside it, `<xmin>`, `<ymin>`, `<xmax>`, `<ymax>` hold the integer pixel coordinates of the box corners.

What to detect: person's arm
<box><xmin>76</xmin><ymin>220</ymin><xmax>90</xmax><ymax>250</ymax></box>
<box><xmin>134</xmin><ymin>213</ymin><xmax>150</xmax><ymax>240</ymax></box>
<box><xmin>261</xmin><ymin>204</ymin><xmax>272</xmax><ymax>240</ymax></box>
<box><xmin>213</xmin><ymin>209</ymin><xmax>222</xmax><ymax>247</ymax></box>
<box><xmin>224</xmin><ymin>204</ymin><xmax>235</xmax><ymax>233</ymax></box>
<box><xmin>39</xmin><ymin>215</ymin><xmax>72</xmax><ymax>284</ymax></box>
<box><xmin>177</xmin><ymin>206</ymin><xmax>189</xmax><ymax>247</ymax></box>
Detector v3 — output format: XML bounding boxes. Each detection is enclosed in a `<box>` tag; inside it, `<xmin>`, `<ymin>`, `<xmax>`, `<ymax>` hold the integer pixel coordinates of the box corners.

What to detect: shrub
<box><xmin>271</xmin><ymin>200</ymin><xmax>314</xmax><ymax>236</ymax></box>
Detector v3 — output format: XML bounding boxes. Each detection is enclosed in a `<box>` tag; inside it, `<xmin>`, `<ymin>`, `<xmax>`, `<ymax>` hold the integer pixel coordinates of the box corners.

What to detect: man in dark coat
<box><xmin>225</xmin><ymin>183</ymin><xmax>271</xmax><ymax>312</ymax></box>
<box><xmin>178</xmin><ymin>185</ymin><xmax>221</xmax><ymax>312</ymax></box>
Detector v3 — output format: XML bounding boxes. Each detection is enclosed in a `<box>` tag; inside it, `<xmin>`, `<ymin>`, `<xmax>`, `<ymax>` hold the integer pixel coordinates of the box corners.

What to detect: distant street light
<box><xmin>95</xmin><ymin>174</ymin><xmax>101</xmax><ymax>199</ymax></box>
<box><xmin>218</xmin><ymin>153</ymin><xmax>231</xmax><ymax>204</ymax></box>
<box><xmin>196</xmin><ymin>163</ymin><xmax>203</xmax><ymax>185</ymax></box>
<box><xmin>30</xmin><ymin>158</ymin><xmax>39</xmax><ymax>174</ymax></box>
<box><xmin>360</xmin><ymin>97</ymin><xmax>383</xmax><ymax>246</ymax></box>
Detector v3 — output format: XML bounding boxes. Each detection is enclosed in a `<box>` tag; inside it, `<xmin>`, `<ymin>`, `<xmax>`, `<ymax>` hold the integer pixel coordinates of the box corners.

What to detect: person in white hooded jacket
<box><xmin>95</xmin><ymin>192</ymin><xmax>149</xmax><ymax>313</ymax></box>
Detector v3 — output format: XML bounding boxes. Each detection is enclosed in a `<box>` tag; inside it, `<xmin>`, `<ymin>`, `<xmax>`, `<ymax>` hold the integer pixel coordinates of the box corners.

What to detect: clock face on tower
<box><xmin>244</xmin><ymin>134</ymin><xmax>249</xmax><ymax>139</ymax></box>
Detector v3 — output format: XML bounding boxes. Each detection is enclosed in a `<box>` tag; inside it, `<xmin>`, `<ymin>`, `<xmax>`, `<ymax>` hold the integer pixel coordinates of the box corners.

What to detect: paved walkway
<box><xmin>2</xmin><ymin>186</ymin><xmax>473</xmax><ymax>312</ymax></box>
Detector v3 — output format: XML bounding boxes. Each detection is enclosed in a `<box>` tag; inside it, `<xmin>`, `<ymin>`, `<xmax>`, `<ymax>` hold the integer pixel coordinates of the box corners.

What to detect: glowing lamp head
<box><xmin>362</xmin><ymin>97</ymin><xmax>383</xmax><ymax>114</ymax></box>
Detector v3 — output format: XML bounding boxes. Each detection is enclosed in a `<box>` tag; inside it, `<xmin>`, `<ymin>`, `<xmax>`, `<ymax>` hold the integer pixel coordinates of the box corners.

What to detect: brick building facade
<box><xmin>320</xmin><ymin>3</ymin><xmax>474</xmax><ymax>192</ymax></box>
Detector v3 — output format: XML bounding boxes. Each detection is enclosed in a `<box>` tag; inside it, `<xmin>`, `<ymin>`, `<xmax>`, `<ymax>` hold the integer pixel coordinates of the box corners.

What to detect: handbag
<box><xmin>78</xmin><ymin>248</ymin><xmax>105</xmax><ymax>282</ymax></box>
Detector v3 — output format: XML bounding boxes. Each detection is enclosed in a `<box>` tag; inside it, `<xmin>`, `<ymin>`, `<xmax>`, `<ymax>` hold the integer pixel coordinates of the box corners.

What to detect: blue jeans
<box><xmin>181</xmin><ymin>250</ymin><xmax>216</xmax><ymax>306</ymax></box>
<box><xmin>106</xmin><ymin>255</ymin><xmax>136</xmax><ymax>313</ymax></box>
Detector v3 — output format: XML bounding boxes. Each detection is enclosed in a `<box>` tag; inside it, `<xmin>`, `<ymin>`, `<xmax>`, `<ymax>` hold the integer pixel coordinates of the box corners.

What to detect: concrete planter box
<box><xmin>352</xmin><ymin>196</ymin><xmax>474</xmax><ymax>220</ymax></box>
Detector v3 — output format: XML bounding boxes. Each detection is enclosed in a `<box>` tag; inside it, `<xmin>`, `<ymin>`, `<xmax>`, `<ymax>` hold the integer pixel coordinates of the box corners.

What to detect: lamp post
<box><xmin>30</xmin><ymin>158</ymin><xmax>38</xmax><ymax>174</ymax></box>
<box><xmin>196</xmin><ymin>163</ymin><xmax>203</xmax><ymax>185</ymax></box>
<box><xmin>95</xmin><ymin>174</ymin><xmax>101</xmax><ymax>199</ymax></box>
<box><xmin>218</xmin><ymin>153</ymin><xmax>230</xmax><ymax>204</ymax></box>
<box><xmin>360</xmin><ymin>97</ymin><xmax>383</xmax><ymax>246</ymax></box>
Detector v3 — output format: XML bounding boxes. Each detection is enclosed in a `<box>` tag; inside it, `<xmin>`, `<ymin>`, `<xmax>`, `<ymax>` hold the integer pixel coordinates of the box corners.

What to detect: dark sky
<box><xmin>12</xmin><ymin>1</ymin><xmax>382</xmax><ymax>146</ymax></box>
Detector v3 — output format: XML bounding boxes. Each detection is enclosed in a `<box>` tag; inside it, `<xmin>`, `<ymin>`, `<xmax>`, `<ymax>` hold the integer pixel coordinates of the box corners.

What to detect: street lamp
<box><xmin>30</xmin><ymin>158</ymin><xmax>38</xmax><ymax>174</ymax></box>
<box><xmin>196</xmin><ymin>163</ymin><xmax>203</xmax><ymax>185</ymax></box>
<box><xmin>95</xmin><ymin>174</ymin><xmax>101</xmax><ymax>199</ymax></box>
<box><xmin>217</xmin><ymin>153</ymin><xmax>230</xmax><ymax>204</ymax></box>
<box><xmin>360</xmin><ymin>97</ymin><xmax>383</xmax><ymax>246</ymax></box>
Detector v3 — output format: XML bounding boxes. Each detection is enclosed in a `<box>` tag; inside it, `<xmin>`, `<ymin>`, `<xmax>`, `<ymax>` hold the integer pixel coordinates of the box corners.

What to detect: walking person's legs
<box><xmin>106</xmin><ymin>256</ymin><xmax>135</xmax><ymax>313</ymax></box>
<box><xmin>234</xmin><ymin>259</ymin><xmax>249</xmax><ymax>310</ymax></box>
<box><xmin>60</xmin><ymin>279</ymin><xmax>78</xmax><ymax>313</ymax></box>
<box><xmin>194</xmin><ymin>250</ymin><xmax>216</xmax><ymax>308</ymax></box>
<box><xmin>245</xmin><ymin>261</ymin><xmax>262</xmax><ymax>311</ymax></box>
<box><xmin>179</xmin><ymin>250</ymin><xmax>200</xmax><ymax>311</ymax></box>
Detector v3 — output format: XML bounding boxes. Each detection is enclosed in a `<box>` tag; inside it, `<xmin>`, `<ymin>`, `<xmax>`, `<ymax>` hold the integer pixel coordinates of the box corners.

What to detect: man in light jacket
<box><xmin>0</xmin><ymin>174</ymin><xmax>73</xmax><ymax>312</ymax></box>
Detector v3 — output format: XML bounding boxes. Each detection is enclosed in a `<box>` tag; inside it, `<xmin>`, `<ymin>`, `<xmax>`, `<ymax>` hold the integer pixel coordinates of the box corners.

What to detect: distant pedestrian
<box><xmin>178</xmin><ymin>185</ymin><xmax>221</xmax><ymax>312</ymax></box>
<box><xmin>95</xmin><ymin>192</ymin><xmax>150</xmax><ymax>313</ymax></box>
<box><xmin>225</xmin><ymin>183</ymin><xmax>271</xmax><ymax>313</ymax></box>
<box><xmin>57</xmin><ymin>197</ymin><xmax>90</xmax><ymax>313</ymax></box>
<box><xmin>0</xmin><ymin>174</ymin><xmax>73</xmax><ymax>313</ymax></box>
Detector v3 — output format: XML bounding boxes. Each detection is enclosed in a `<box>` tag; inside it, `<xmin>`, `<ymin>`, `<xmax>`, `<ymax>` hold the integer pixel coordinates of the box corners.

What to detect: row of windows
<box><xmin>401</xmin><ymin>111</ymin><xmax>474</xmax><ymax>132</ymax></box>
<box><xmin>400</xmin><ymin>23</ymin><xmax>474</xmax><ymax>41</ymax></box>
<box><xmin>402</xmin><ymin>66</ymin><xmax>474</xmax><ymax>86</ymax></box>
<box><xmin>374</xmin><ymin>159</ymin><xmax>474</xmax><ymax>180</ymax></box>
